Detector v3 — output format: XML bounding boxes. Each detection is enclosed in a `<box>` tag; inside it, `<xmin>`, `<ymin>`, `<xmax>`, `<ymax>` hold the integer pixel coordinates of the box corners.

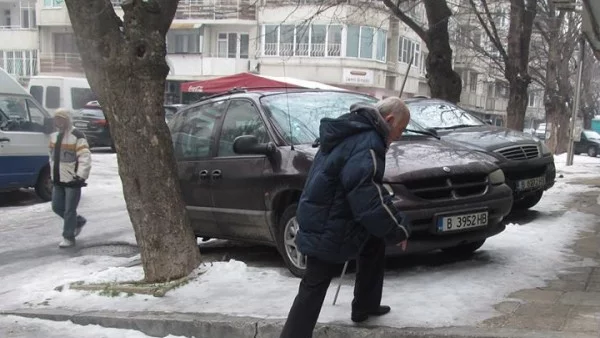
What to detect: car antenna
<box><xmin>282</xmin><ymin>60</ymin><xmax>294</xmax><ymax>151</ymax></box>
<box><xmin>398</xmin><ymin>53</ymin><xmax>414</xmax><ymax>98</ymax></box>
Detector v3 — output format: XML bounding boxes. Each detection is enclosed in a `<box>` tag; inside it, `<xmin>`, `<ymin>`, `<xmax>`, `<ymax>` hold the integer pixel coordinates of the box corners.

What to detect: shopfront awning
<box><xmin>180</xmin><ymin>72</ymin><xmax>346</xmax><ymax>93</ymax></box>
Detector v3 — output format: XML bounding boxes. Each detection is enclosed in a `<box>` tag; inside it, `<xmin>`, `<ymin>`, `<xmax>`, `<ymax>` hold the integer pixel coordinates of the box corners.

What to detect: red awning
<box><xmin>180</xmin><ymin>72</ymin><xmax>301</xmax><ymax>93</ymax></box>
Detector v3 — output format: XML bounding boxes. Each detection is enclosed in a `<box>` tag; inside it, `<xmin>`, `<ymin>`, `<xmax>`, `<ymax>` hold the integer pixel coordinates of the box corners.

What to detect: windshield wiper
<box><xmin>435</xmin><ymin>124</ymin><xmax>479</xmax><ymax>130</ymax></box>
<box><xmin>405</xmin><ymin>129</ymin><xmax>440</xmax><ymax>140</ymax></box>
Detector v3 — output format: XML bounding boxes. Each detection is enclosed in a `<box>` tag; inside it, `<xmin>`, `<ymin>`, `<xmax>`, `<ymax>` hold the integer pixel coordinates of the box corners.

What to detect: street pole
<box><xmin>566</xmin><ymin>36</ymin><xmax>586</xmax><ymax>166</ymax></box>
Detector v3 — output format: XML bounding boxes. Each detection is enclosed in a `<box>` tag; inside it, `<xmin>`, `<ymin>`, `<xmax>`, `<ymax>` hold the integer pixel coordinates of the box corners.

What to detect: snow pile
<box><xmin>0</xmin><ymin>315</ymin><xmax>187</xmax><ymax>338</ymax></box>
<box><xmin>0</xmin><ymin>154</ymin><xmax>598</xmax><ymax>329</ymax></box>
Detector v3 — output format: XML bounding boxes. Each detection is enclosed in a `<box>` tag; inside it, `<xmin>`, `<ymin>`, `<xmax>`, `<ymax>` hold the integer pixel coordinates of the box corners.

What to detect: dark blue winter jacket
<box><xmin>295</xmin><ymin>103</ymin><xmax>411</xmax><ymax>264</ymax></box>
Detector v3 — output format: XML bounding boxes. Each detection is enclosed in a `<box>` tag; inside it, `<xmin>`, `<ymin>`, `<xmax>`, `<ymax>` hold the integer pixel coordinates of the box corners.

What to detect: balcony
<box><xmin>39</xmin><ymin>53</ymin><xmax>83</xmax><ymax>75</ymax></box>
<box><xmin>460</xmin><ymin>91</ymin><xmax>486</xmax><ymax>109</ymax></box>
<box><xmin>486</xmin><ymin>97</ymin><xmax>508</xmax><ymax>113</ymax></box>
<box><xmin>0</xmin><ymin>27</ymin><xmax>38</xmax><ymax>50</ymax></box>
<box><xmin>111</xmin><ymin>0</ymin><xmax>257</xmax><ymax>21</ymax></box>
<box><xmin>167</xmin><ymin>53</ymin><xmax>254</xmax><ymax>79</ymax></box>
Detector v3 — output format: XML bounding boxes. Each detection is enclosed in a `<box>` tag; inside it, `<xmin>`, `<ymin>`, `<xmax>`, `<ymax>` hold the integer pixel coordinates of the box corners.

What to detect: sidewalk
<box><xmin>1</xmin><ymin>156</ymin><xmax>600</xmax><ymax>338</ymax></box>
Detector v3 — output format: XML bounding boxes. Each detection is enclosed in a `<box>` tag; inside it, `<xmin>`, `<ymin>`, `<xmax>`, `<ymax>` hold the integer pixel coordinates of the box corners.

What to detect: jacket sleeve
<box><xmin>75</xmin><ymin>137</ymin><xmax>92</xmax><ymax>180</ymax></box>
<box><xmin>340</xmin><ymin>147</ymin><xmax>410</xmax><ymax>241</ymax></box>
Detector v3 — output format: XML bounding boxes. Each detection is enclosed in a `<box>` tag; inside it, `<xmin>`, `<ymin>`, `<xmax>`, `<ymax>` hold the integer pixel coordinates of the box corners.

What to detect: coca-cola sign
<box><xmin>187</xmin><ymin>85</ymin><xmax>204</xmax><ymax>92</ymax></box>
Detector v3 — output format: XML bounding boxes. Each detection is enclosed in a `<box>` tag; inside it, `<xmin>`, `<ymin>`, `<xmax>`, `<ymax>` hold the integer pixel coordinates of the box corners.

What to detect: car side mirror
<box><xmin>43</xmin><ymin>117</ymin><xmax>54</xmax><ymax>134</ymax></box>
<box><xmin>426</xmin><ymin>128</ymin><xmax>438</xmax><ymax>137</ymax></box>
<box><xmin>233</xmin><ymin>135</ymin><xmax>276</xmax><ymax>156</ymax></box>
<box><xmin>486</xmin><ymin>119</ymin><xmax>493</xmax><ymax>125</ymax></box>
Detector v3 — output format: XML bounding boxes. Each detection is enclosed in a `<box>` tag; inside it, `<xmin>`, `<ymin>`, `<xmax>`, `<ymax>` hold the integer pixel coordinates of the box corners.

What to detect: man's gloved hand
<box><xmin>73</xmin><ymin>176</ymin><xmax>87</xmax><ymax>187</ymax></box>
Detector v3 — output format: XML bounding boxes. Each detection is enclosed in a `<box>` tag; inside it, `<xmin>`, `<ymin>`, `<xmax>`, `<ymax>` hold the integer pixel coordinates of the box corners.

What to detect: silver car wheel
<box><xmin>284</xmin><ymin>216</ymin><xmax>306</xmax><ymax>270</ymax></box>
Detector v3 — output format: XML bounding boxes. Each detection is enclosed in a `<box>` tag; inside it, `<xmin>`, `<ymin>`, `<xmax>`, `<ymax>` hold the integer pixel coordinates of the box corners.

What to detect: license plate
<box><xmin>516</xmin><ymin>176</ymin><xmax>545</xmax><ymax>191</ymax></box>
<box><xmin>437</xmin><ymin>211</ymin><xmax>488</xmax><ymax>233</ymax></box>
<box><xmin>74</xmin><ymin>122</ymin><xmax>88</xmax><ymax>128</ymax></box>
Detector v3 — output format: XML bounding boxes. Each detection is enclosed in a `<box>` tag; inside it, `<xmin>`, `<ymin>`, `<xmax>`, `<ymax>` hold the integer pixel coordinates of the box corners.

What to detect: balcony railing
<box><xmin>40</xmin><ymin>53</ymin><xmax>83</xmax><ymax>74</ymax></box>
<box><xmin>110</xmin><ymin>0</ymin><xmax>256</xmax><ymax>20</ymax></box>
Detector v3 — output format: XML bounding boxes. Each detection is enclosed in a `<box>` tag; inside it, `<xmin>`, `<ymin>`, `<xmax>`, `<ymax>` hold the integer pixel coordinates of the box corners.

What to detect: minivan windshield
<box><xmin>260</xmin><ymin>91</ymin><xmax>428</xmax><ymax>145</ymax></box>
<box><xmin>407</xmin><ymin>100</ymin><xmax>485</xmax><ymax>130</ymax></box>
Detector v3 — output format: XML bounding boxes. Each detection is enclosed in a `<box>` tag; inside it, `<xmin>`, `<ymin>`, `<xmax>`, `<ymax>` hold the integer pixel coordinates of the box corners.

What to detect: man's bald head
<box><xmin>375</xmin><ymin>97</ymin><xmax>411</xmax><ymax>145</ymax></box>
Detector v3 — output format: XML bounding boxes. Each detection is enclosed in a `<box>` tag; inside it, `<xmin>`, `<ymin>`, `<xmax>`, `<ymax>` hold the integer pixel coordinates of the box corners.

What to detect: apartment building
<box><xmin>0</xmin><ymin>0</ymin><xmax>38</xmax><ymax>83</ymax></box>
<box><xmin>32</xmin><ymin>0</ymin><xmax>429</xmax><ymax>103</ymax></box>
<box><xmin>450</xmin><ymin>0</ymin><xmax>545</xmax><ymax>128</ymax></box>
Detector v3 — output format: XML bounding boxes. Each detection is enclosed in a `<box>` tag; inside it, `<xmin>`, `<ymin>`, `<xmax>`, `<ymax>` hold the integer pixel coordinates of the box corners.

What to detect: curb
<box><xmin>1</xmin><ymin>308</ymin><xmax>597</xmax><ymax>338</ymax></box>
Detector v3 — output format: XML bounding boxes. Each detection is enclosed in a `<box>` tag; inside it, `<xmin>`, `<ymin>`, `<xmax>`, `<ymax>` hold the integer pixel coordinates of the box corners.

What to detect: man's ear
<box><xmin>385</xmin><ymin>115</ymin><xmax>395</xmax><ymax>124</ymax></box>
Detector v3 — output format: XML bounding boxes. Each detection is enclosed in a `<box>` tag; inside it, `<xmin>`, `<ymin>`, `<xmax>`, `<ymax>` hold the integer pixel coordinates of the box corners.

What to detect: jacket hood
<box><xmin>319</xmin><ymin>103</ymin><xmax>389</xmax><ymax>153</ymax></box>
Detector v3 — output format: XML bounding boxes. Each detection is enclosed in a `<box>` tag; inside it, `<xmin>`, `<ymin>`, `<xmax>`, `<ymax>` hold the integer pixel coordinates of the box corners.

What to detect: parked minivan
<box><xmin>28</xmin><ymin>76</ymin><xmax>96</xmax><ymax>115</ymax></box>
<box><xmin>0</xmin><ymin>69</ymin><xmax>54</xmax><ymax>201</ymax></box>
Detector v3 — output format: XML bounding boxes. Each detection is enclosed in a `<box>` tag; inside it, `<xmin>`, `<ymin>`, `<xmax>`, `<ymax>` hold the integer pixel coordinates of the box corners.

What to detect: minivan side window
<box><xmin>217</xmin><ymin>99</ymin><xmax>269</xmax><ymax>157</ymax></box>
<box><xmin>30</xmin><ymin>86</ymin><xmax>43</xmax><ymax>105</ymax></box>
<box><xmin>46</xmin><ymin>86</ymin><xmax>60</xmax><ymax>109</ymax></box>
<box><xmin>171</xmin><ymin>100</ymin><xmax>227</xmax><ymax>160</ymax></box>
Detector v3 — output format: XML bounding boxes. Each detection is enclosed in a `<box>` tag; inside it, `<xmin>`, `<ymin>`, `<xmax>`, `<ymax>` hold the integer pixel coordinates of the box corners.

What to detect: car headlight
<box><xmin>382</xmin><ymin>183</ymin><xmax>395</xmax><ymax>196</ymax></box>
<box><xmin>540</xmin><ymin>142</ymin><xmax>552</xmax><ymax>156</ymax></box>
<box><xmin>489</xmin><ymin>169</ymin><xmax>505</xmax><ymax>185</ymax></box>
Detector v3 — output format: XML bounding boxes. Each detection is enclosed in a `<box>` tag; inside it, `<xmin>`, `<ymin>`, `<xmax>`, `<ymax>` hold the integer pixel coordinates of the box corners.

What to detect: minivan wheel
<box><xmin>442</xmin><ymin>240</ymin><xmax>485</xmax><ymax>256</ymax></box>
<box><xmin>588</xmin><ymin>146</ymin><xmax>597</xmax><ymax>157</ymax></box>
<box><xmin>277</xmin><ymin>203</ymin><xmax>306</xmax><ymax>278</ymax></box>
<box><xmin>513</xmin><ymin>190</ymin><xmax>544</xmax><ymax>210</ymax></box>
<box><xmin>35</xmin><ymin>166</ymin><xmax>52</xmax><ymax>202</ymax></box>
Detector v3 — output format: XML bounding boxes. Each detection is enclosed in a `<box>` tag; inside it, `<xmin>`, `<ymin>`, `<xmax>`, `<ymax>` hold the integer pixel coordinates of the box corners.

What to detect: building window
<box><xmin>167</xmin><ymin>30</ymin><xmax>202</xmax><ymax>54</ymax></box>
<box><xmin>262</xmin><ymin>24</ymin><xmax>385</xmax><ymax>61</ymax></box>
<box><xmin>528</xmin><ymin>92</ymin><xmax>535</xmax><ymax>107</ymax></box>
<box><xmin>469</xmin><ymin>72</ymin><xmax>478</xmax><ymax>92</ymax></box>
<box><xmin>1</xmin><ymin>50</ymin><xmax>38</xmax><ymax>77</ymax></box>
<box><xmin>217</xmin><ymin>33</ymin><xmax>250</xmax><ymax>59</ymax></box>
<box><xmin>43</xmin><ymin>0</ymin><xmax>62</xmax><ymax>8</ymax></box>
<box><xmin>399</xmin><ymin>37</ymin><xmax>421</xmax><ymax>67</ymax></box>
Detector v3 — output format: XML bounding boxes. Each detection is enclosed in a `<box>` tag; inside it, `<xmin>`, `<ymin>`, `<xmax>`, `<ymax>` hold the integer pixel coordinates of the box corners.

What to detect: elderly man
<box><xmin>280</xmin><ymin>97</ymin><xmax>412</xmax><ymax>338</ymax></box>
<box><xmin>49</xmin><ymin>108</ymin><xmax>92</xmax><ymax>248</ymax></box>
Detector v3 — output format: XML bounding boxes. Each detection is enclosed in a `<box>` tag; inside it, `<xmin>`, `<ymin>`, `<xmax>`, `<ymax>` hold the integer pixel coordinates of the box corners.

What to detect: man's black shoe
<box><xmin>351</xmin><ymin>305</ymin><xmax>391</xmax><ymax>323</ymax></box>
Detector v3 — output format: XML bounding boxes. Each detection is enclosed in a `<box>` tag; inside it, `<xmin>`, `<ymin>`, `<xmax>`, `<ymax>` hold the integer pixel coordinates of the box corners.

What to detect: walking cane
<box><xmin>332</xmin><ymin>261</ymin><xmax>349</xmax><ymax>305</ymax></box>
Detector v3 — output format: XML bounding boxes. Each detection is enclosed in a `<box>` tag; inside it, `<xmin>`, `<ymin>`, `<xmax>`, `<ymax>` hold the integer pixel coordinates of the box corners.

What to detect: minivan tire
<box><xmin>442</xmin><ymin>240</ymin><xmax>485</xmax><ymax>256</ymax></box>
<box><xmin>513</xmin><ymin>190</ymin><xmax>544</xmax><ymax>210</ymax></box>
<box><xmin>588</xmin><ymin>146</ymin><xmax>597</xmax><ymax>158</ymax></box>
<box><xmin>35</xmin><ymin>166</ymin><xmax>52</xmax><ymax>202</ymax></box>
<box><xmin>276</xmin><ymin>203</ymin><xmax>306</xmax><ymax>278</ymax></box>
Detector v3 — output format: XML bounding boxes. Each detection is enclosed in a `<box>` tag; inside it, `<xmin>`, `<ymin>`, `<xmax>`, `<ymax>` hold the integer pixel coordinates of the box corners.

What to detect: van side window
<box><xmin>46</xmin><ymin>86</ymin><xmax>60</xmax><ymax>109</ymax></box>
<box><xmin>30</xmin><ymin>86</ymin><xmax>43</xmax><ymax>105</ymax></box>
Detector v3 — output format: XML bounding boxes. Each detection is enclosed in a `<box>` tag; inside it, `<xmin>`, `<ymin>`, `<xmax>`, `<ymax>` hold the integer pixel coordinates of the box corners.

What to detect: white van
<box><xmin>0</xmin><ymin>69</ymin><xmax>54</xmax><ymax>201</ymax></box>
<box><xmin>27</xmin><ymin>76</ymin><xmax>96</xmax><ymax>115</ymax></box>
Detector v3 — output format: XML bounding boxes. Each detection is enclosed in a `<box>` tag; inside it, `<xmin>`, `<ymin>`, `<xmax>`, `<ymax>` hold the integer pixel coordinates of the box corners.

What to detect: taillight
<box><xmin>93</xmin><ymin>119</ymin><xmax>108</xmax><ymax>127</ymax></box>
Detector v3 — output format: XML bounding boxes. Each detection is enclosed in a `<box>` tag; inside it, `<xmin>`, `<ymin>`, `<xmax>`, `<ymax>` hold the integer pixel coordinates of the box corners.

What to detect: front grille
<box><xmin>403</xmin><ymin>173</ymin><xmax>488</xmax><ymax>201</ymax></box>
<box><xmin>496</xmin><ymin>145</ymin><xmax>539</xmax><ymax>160</ymax></box>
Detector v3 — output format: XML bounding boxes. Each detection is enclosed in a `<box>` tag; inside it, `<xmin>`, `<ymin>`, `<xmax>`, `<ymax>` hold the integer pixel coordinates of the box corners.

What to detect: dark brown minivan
<box><xmin>168</xmin><ymin>89</ymin><xmax>513</xmax><ymax>277</ymax></box>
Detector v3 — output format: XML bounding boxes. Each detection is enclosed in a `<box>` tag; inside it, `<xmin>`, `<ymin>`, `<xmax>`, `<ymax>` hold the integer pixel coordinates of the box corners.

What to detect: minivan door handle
<box><xmin>199</xmin><ymin>170</ymin><xmax>209</xmax><ymax>180</ymax></box>
<box><xmin>211</xmin><ymin>169</ymin><xmax>222</xmax><ymax>179</ymax></box>
<box><xmin>0</xmin><ymin>137</ymin><xmax>10</xmax><ymax>142</ymax></box>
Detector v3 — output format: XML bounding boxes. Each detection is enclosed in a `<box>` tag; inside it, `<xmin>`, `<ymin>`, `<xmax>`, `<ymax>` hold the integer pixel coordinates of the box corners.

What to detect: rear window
<box><xmin>76</xmin><ymin>108</ymin><xmax>105</xmax><ymax>118</ymax></box>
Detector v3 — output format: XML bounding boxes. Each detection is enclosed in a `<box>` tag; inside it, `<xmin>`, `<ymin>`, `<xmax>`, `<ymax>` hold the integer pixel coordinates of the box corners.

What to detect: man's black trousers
<box><xmin>279</xmin><ymin>235</ymin><xmax>386</xmax><ymax>338</ymax></box>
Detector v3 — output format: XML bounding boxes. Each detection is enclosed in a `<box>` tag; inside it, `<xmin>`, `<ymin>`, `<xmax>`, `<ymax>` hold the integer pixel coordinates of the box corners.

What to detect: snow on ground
<box><xmin>0</xmin><ymin>315</ymin><xmax>186</xmax><ymax>338</ymax></box>
<box><xmin>0</xmin><ymin>154</ymin><xmax>599</xmax><ymax>329</ymax></box>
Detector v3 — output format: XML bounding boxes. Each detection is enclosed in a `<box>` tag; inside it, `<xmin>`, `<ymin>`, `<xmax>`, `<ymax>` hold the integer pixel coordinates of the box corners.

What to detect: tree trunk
<box><xmin>506</xmin><ymin>75</ymin><xmax>529</xmax><ymax>130</ymax></box>
<box><xmin>64</xmin><ymin>0</ymin><xmax>201</xmax><ymax>283</ymax></box>
<box><xmin>503</xmin><ymin>0</ymin><xmax>536</xmax><ymax>131</ymax></box>
<box><xmin>382</xmin><ymin>0</ymin><xmax>462</xmax><ymax>103</ymax></box>
<box><xmin>423</xmin><ymin>0</ymin><xmax>461</xmax><ymax>103</ymax></box>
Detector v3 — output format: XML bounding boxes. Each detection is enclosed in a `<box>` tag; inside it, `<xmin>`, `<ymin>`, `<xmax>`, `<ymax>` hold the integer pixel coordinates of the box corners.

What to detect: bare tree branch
<box><xmin>382</xmin><ymin>0</ymin><xmax>428</xmax><ymax>43</ymax></box>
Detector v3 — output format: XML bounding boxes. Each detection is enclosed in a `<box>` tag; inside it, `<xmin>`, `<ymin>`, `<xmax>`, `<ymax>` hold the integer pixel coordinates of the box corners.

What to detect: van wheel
<box><xmin>588</xmin><ymin>146</ymin><xmax>597</xmax><ymax>157</ymax></box>
<box><xmin>276</xmin><ymin>203</ymin><xmax>306</xmax><ymax>278</ymax></box>
<box><xmin>442</xmin><ymin>240</ymin><xmax>485</xmax><ymax>256</ymax></box>
<box><xmin>35</xmin><ymin>166</ymin><xmax>52</xmax><ymax>202</ymax></box>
